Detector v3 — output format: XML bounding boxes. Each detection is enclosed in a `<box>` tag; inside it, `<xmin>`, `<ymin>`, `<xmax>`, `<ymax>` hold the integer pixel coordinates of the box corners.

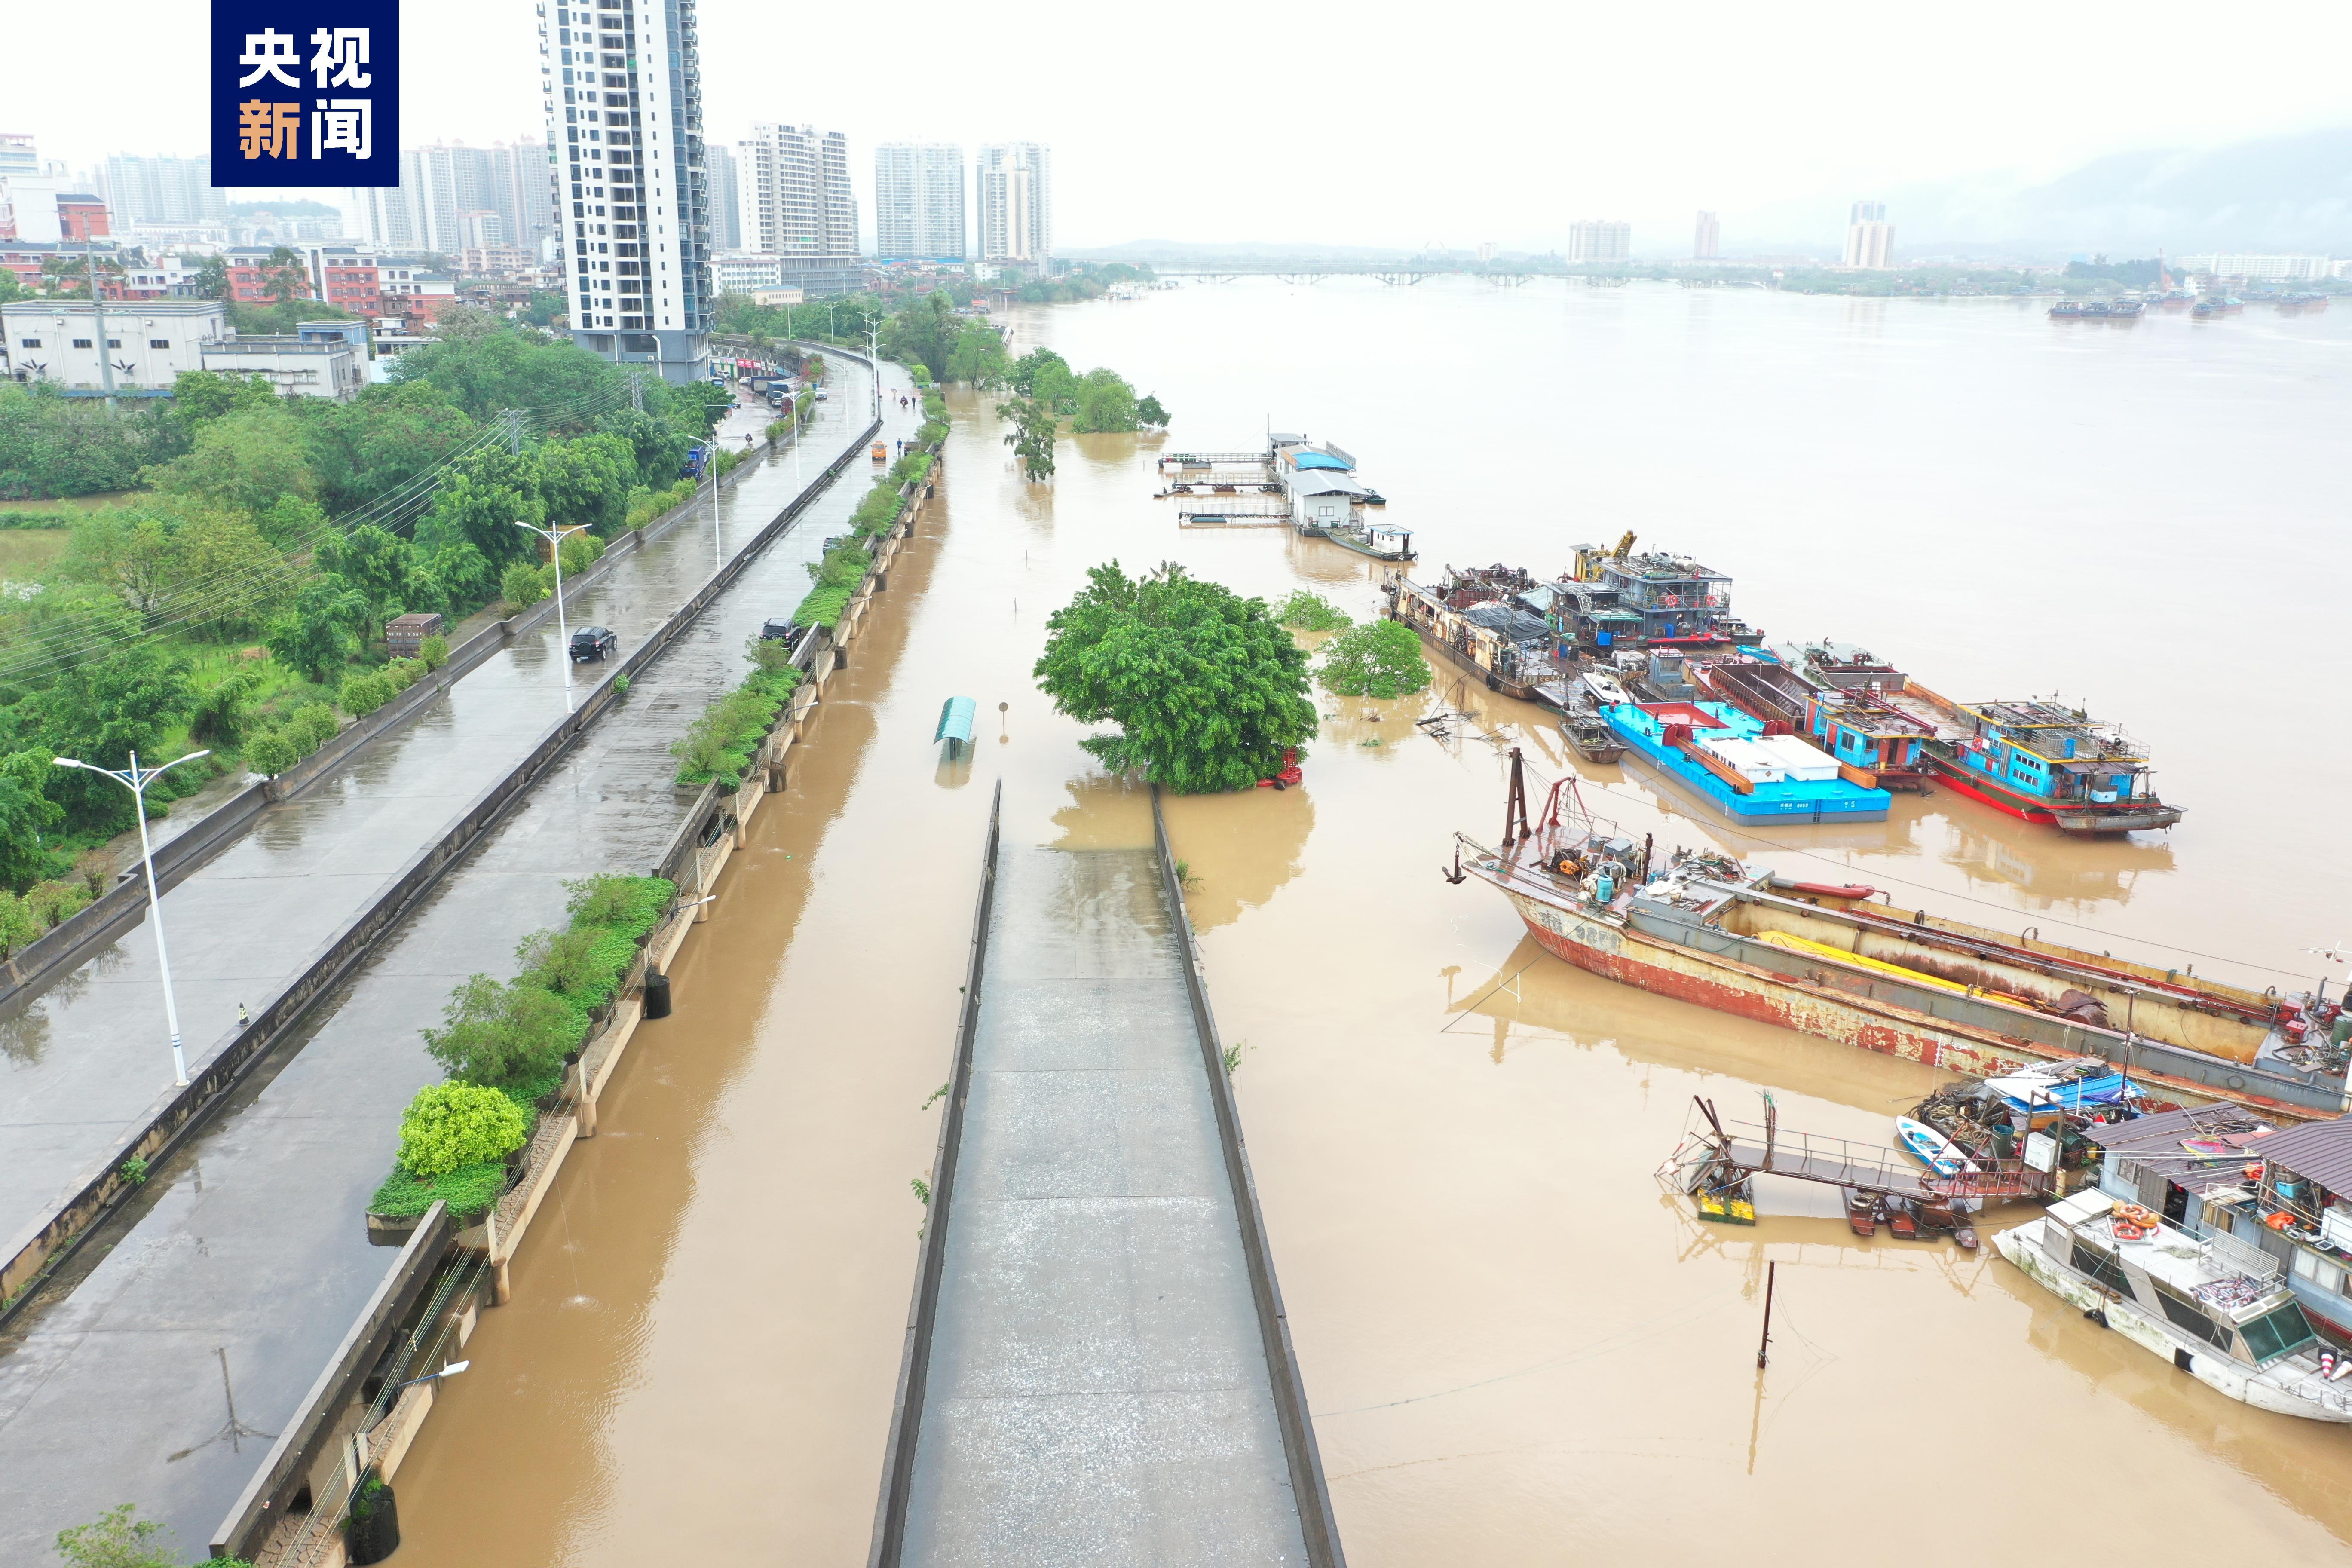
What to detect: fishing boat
<box><xmin>1779</xmin><ymin>640</ymin><xmax>2180</xmax><ymax>834</ymax></box>
<box><xmin>1559</xmin><ymin>707</ymin><xmax>1626</xmax><ymax>763</ymax></box>
<box><xmin>1996</xmin><ymin>1191</ymin><xmax>2352</xmax><ymax>1422</ymax></box>
<box><xmin>1448</xmin><ymin>753</ymin><xmax>2337</xmax><ymax>1119</ymax></box>
<box><xmin>1894</xmin><ymin>1116</ymin><xmax>1975</xmax><ymax>1176</ymax></box>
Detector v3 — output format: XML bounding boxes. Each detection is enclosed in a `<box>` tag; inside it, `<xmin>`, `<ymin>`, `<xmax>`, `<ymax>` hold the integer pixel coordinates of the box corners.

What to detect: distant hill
<box><xmin>1728</xmin><ymin>126</ymin><xmax>2352</xmax><ymax>261</ymax></box>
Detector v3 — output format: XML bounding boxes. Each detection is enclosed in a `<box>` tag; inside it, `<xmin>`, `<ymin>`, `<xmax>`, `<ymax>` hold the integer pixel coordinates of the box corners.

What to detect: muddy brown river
<box><xmin>393</xmin><ymin>282</ymin><xmax>2352</xmax><ymax>1564</ymax></box>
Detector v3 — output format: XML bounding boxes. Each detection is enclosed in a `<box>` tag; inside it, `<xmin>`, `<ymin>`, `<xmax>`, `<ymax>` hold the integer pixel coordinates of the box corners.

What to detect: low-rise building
<box><xmin>199</xmin><ymin>330</ymin><xmax>366</xmax><ymax>401</ymax></box>
<box><xmin>1</xmin><ymin>297</ymin><xmax>225</xmax><ymax>392</ymax></box>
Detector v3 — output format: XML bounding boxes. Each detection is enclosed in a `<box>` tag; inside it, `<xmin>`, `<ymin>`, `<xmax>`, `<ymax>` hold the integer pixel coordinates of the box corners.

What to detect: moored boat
<box><xmin>1602</xmin><ymin>698</ymin><xmax>1892</xmax><ymax>824</ymax></box>
<box><xmin>1996</xmin><ymin>1190</ymin><xmax>2352</xmax><ymax>1422</ymax></box>
<box><xmin>1559</xmin><ymin>708</ymin><xmax>1626</xmax><ymax>763</ymax></box>
<box><xmin>1779</xmin><ymin>640</ymin><xmax>2180</xmax><ymax>834</ymax></box>
<box><xmin>1450</xmin><ymin>754</ymin><xmax>2336</xmax><ymax>1118</ymax></box>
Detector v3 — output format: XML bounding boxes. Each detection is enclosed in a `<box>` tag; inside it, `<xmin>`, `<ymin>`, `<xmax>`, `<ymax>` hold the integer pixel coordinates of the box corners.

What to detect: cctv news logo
<box><xmin>211</xmin><ymin>1</ymin><xmax>401</xmax><ymax>186</ymax></box>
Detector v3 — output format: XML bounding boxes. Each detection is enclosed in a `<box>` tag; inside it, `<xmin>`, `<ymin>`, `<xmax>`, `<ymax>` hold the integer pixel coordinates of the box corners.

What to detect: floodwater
<box><xmin>393</xmin><ymin>281</ymin><xmax>2352</xmax><ymax>1564</ymax></box>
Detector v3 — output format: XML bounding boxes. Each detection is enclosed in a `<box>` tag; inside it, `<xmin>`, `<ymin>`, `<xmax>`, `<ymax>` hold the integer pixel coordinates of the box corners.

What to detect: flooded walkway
<box><xmin>896</xmin><ymin>840</ymin><xmax>1315</xmax><ymax>1565</ymax></box>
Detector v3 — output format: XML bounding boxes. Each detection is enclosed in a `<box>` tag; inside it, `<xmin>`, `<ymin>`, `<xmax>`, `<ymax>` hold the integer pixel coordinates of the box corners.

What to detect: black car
<box><xmin>760</xmin><ymin>618</ymin><xmax>809</xmax><ymax>655</ymax></box>
<box><xmin>569</xmin><ymin>625</ymin><xmax>618</xmax><ymax>662</ymax></box>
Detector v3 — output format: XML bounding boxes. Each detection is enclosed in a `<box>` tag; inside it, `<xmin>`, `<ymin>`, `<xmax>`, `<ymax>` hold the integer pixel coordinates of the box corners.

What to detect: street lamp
<box><xmin>53</xmin><ymin>749</ymin><xmax>211</xmax><ymax>1085</ymax></box>
<box><xmin>514</xmin><ymin>520</ymin><xmax>589</xmax><ymax>689</ymax></box>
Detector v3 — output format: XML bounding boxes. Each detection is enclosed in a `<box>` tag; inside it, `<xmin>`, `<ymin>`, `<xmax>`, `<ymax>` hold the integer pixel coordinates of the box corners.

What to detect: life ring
<box><xmin>2265</xmin><ymin>1211</ymin><xmax>2296</xmax><ymax>1231</ymax></box>
<box><xmin>2116</xmin><ymin>1203</ymin><xmax>2160</xmax><ymax>1230</ymax></box>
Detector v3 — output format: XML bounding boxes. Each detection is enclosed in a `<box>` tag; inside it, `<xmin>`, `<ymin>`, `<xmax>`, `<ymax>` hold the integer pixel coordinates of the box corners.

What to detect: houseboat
<box><xmin>1995</xmin><ymin>1189</ymin><xmax>2351</xmax><ymax>1422</ymax></box>
<box><xmin>1604</xmin><ymin>698</ymin><xmax>1892</xmax><ymax>824</ymax></box>
<box><xmin>1695</xmin><ymin>651</ymin><xmax>1936</xmax><ymax>793</ymax></box>
<box><xmin>1384</xmin><ymin>564</ymin><xmax>1559</xmax><ymax>701</ymax></box>
<box><xmin>1450</xmin><ymin>756</ymin><xmax>2340</xmax><ymax>1118</ymax></box>
<box><xmin>1539</xmin><ymin>536</ymin><xmax>1764</xmax><ymax>658</ymax></box>
<box><xmin>1779</xmin><ymin>639</ymin><xmax>2180</xmax><ymax>834</ymax></box>
<box><xmin>1274</xmin><ymin>436</ymin><xmax>1412</xmax><ymax>560</ymax></box>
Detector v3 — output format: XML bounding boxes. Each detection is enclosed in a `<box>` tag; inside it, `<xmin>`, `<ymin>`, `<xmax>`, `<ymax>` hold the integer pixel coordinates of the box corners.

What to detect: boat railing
<box><xmin>2202</xmin><ymin>1224</ymin><xmax>2284</xmax><ymax>1286</ymax></box>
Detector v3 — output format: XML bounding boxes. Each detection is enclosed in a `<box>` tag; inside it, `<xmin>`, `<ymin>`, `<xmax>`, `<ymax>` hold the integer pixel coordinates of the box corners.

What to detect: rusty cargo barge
<box><xmin>1454</xmin><ymin>759</ymin><xmax>2344</xmax><ymax>1121</ymax></box>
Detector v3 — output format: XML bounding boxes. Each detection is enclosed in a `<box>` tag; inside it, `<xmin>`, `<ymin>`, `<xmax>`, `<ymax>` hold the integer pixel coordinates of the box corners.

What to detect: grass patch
<box><xmin>0</xmin><ymin>530</ymin><xmax>70</xmax><ymax>577</ymax></box>
<box><xmin>368</xmin><ymin>1159</ymin><xmax>510</xmax><ymax>1221</ymax></box>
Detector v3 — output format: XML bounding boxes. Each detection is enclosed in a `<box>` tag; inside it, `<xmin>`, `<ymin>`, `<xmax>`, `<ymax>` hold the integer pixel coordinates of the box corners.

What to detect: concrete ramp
<box><xmin>872</xmin><ymin>787</ymin><xmax>1339</xmax><ymax>1567</ymax></box>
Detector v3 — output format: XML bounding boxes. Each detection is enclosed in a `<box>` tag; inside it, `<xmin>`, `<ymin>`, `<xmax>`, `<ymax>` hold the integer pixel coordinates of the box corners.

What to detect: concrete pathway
<box><xmin>0</xmin><ymin>366</ymin><xmax>920</xmax><ymax>1564</ymax></box>
<box><xmin>0</xmin><ymin>373</ymin><xmax>869</xmax><ymax>1255</ymax></box>
<box><xmin>900</xmin><ymin>845</ymin><xmax>1309</xmax><ymax>1566</ymax></box>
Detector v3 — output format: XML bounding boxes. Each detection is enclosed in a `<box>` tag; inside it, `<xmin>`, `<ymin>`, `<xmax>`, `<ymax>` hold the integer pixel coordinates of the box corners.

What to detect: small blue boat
<box><xmin>1895</xmin><ymin>1116</ymin><xmax>1974</xmax><ymax>1177</ymax></box>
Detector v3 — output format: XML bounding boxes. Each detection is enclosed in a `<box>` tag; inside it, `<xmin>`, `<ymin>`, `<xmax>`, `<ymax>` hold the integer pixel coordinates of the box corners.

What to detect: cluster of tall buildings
<box><xmin>1842</xmin><ymin>201</ymin><xmax>1894</xmax><ymax>270</ymax></box>
<box><xmin>352</xmin><ymin>144</ymin><xmax>554</xmax><ymax>259</ymax></box>
<box><xmin>1566</xmin><ymin>219</ymin><xmax>1631</xmax><ymax>263</ymax></box>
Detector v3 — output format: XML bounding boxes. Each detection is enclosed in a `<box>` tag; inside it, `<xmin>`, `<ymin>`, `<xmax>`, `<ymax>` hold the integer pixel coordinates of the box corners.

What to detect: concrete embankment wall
<box><xmin>205</xmin><ymin>423</ymin><xmax>940</xmax><ymax>1564</ymax></box>
<box><xmin>0</xmin><ymin>406</ymin><xmax>884</xmax><ymax>1318</ymax></box>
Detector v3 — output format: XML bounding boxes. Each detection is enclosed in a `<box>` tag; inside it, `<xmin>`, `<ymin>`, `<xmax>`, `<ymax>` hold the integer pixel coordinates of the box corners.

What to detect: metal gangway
<box><xmin>1667</xmin><ymin>1097</ymin><xmax>2051</xmax><ymax>1206</ymax></box>
<box><xmin>1177</xmin><ymin>499</ymin><xmax>1295</xmax><ymax>527</ymax></box>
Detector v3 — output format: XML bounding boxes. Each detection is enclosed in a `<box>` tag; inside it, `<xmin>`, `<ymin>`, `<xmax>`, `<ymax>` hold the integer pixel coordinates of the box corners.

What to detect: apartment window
<box><xmin>18</xmin><ymin>338</ymin><xmax>38</xmax><ymax>348</ymax></box>
<box><xmin>150</xmin><ymin>338</ymin><xmax>170</xmax><ymax>349</ymax></box>
<box><xmin>71</xmin><ymin>338</ymin><xmax>93</xmax><ymax>348</ymax></box>
<box><xmin>107</xmin><ymin>338</ymin><xmax>121</xmax><ymax>348</ymax></box>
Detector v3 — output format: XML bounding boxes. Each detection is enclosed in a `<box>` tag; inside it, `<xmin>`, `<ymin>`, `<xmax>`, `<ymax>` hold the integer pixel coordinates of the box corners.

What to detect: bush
<box><xmin>53</xmin><ymin>1504</ymin><xmax>183</xmax><ymax>1568</ymax></box>
<box><xmin>793</xmin><ymin>538</ymin><xmax>872</xmax><ymax>631</ymax></box>
<box><xmin>419</xmin><ymin>633</ymin><xmax>450</xmax><ymax>670</ymax></box>
<box><xmin>386</xmin><ymin>657</ymin><xmax>427</xmax><ymax>690</ymax></box>
<box><xmin>500</xmin><ymin>557</ymin><xmax>548</xmax><ymax>607</ymax></box>
<box><xmin>396</xmin><ymin>1080</ymin><xmax>530</xmax><ymax>1179</ymax></box>
<box><xmin>557</xmin><ymin>530</ymin><xmax>607</xmax><ymax>576</ymax></box>
<box><xmin>288</xmin><ymin>701</ymin><xmax>340</xmax><ymax>753</ymax></box>
<box><xmin>1276</xmin><ymin>590</ymin><xmax>1353</xmax><ymax>631</ymax></box>
<box><xmin>243</xmin><ymin>728</ymin><xmax>297</xmax><ymax>775</ymax></box>
<box><xmin>422</xmin><ymin>972</ymin><xmax>581</xmax><ymax>1088</ymax></box>
<box><xmin>671</xmin><ymin>669</ymin><xmax>796</xmax><ymax>788</ymax></box>
<box><xmin>565</xmin><ymin>871</ymin><xmax>672</xmax><ymax>936</ymax></box>
<box><xmin>1318</xmin><ymin>618</ymin><xmax>1431</xmax><ymax>699</ymax></box>
<box><xmin>24</xmin><ymin>878</ymin><xmax>92</xmax><ymax>930</ymax></box>
<box><xmin>368</xmin><ymin>1159</ymin><xmax>509</xmax><ymax>1221</ymax></box>
<box><xmin>340</xmin><ymin>668</ymin><xmax>395</xmax><ymax>716</ymax></box>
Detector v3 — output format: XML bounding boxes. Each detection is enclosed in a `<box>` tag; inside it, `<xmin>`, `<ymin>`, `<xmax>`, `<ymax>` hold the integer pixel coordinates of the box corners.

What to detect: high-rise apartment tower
<box><xmin>977</xmin><ymin>142</ymin><xmax>1050</xmax><ymax>265</ymax></box>
<box><xmin>1694</xmin><ymin>210</ymin><xmax>1719</xmax><ymax>260</ymax></box>
<box><xmin>1566</xmin><ymin>219</ymin><xmax>1630</xmax><ymax>262</ymax></box>
<box><xmin>103</xmin><ymin>156</ymin><xmax>230</xmax><ymax>228</ymax></box>
<box><xmin>736</xmin><ymin>124</ymin><xmax>858</xmax><ymax>258</ymax></box>
<box><xmin>1842</xmin><ymin>201</ymin><xmax>1893</xmax><ymax>270</ymax></box>
<box><xmin>875</xmin><ymin>143</ymin><xmax>965</xmax><ymax>261</ymax></box>
<box><xmin>538</xmin><ymin>0</ymin><xmax>714</xmax><ymax>383</ymax></box>
<box><xmin>706</xmin><ymin>142</ymin><xmax>739</xmax><ymax>250</ymax></box>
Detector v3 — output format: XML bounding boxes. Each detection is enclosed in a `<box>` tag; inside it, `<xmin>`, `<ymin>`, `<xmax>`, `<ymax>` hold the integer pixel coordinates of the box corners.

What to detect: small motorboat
<box><xmin>1895</xmin><ymin>1116</ymin><xmax>1977</xmax><ymax>1177</ymax></box>
<box><xmin>1580</xmin><ymin>668</ymin><xmax>1630</xmax><ymax>707</ymax></box>
<box><xmin>1560</xmin><ymin>709</ymin><xmax>1627</xmax><ymax>763</ymax></box>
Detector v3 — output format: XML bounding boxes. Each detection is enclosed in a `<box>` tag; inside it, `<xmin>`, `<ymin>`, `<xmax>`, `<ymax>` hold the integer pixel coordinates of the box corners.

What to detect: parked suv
<box><xmin>570</xmin><ymin>625</ymin><xmax>618</xmax><ymax>662</ymax></box>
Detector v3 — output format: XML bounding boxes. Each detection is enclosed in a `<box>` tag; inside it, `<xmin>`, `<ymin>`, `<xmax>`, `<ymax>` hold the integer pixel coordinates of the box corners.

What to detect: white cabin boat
<box><xmin>1996</xmin><ymin>1189</ymin><xmax>2352</xmax><ymax>1422</ymax></box>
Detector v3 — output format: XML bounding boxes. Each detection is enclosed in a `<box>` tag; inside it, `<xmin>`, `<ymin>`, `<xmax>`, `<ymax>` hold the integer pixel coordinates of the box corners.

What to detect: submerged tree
<box><xmin>1034</xmin><ymin>560</ymin><xmax>1316</xmax><ymax>793</ymax></box>
<box><xmin>1317</xmin><ymin>618</ymin><xmax>1431</xmax><ymax>699</ymax></box>
<box><xmin>998</xmin><ymin>396</ymin><xmax>1057</xmax><ymax>481</ymax></box>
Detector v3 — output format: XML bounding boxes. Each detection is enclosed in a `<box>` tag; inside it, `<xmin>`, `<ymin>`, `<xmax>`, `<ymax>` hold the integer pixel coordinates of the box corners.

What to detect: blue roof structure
<box><xmin>934</xmin><ymin>696</ymin><xmax>976</xmax><ymax>746</ymax></box>
<box><xmin>1291</xmin><ymin>451</ymin><xmax>1351</xmax><ymax>471</ymax></box>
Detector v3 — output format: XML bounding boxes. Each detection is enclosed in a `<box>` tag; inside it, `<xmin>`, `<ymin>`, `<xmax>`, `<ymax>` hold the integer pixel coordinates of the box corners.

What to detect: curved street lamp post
<box><xmin>52</xmin><ymin>749</ymin><xmax>212</xmax><ymax>1085</ymax></box>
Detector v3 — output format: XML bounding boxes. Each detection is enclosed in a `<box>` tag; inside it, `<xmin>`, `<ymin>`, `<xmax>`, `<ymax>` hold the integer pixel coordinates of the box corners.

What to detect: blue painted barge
<box><xmin>1605</xmin><ymin>700</ymin><xmax>1893</xmax><ymax>824</ymax></box>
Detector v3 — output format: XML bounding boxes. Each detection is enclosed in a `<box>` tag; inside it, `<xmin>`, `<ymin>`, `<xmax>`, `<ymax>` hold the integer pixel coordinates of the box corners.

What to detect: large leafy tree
<box><xmin>944</xmin><ymin>322</ymin><xmax>1011</xmax><ymax>387</ymax></box>
<box><xmin>297</xmin><ymin>381</ymin><xmax>477</xmax><ymax>515</ymax></box>
<box><xmin>266</xmin><ymin>574</ymin><xmax>370</xmax><ymax>681</ymax></box>
<box><xmin>595</xmin><ymin>407</ymin><xmax>689</xmax><ymax>487</ymax></box>
<box><xmin>144</xmin><ymin>405</ymin><xmax>317</xmax><ymax>516</ymax></box>
<box><xmin>535</xmin><ymin>432</ymin><xmax>637</xmax><ymax>535</ymax></box>
<box><xmin>1009</xmin><ymin>347</ymin><xmax>1078</xmax><ymax>416</ymax></box>
<box><xmin>415</xmin><ymin>445</ymin><xmax>544</xmax><ymax>568</ymax></box>
<box><xmin>879</xmin><ymin>291</ymin><xmax>960</xmax><ymax>381</ymax></box>
<box><xmin>316</xmin><ymin>524</ymin><xmax>417</xmax><ymax>628</ymax></box>
<box><xmin>997</xmin><ymin>397</ymin><xmax>1056</xmax><ymax>481</ymax></box>
<box><xmin>1033</xmin><ymin>561</ymin><xmax>1316</xmax><ymax>793</ymax></box>
<box><xmin>28</xmin><ymin>640</ymin><xmax>196</xmax><ymax>833</ymax></box>
<box><xmin>1072</xmin><ymin>368</ymin><xmax>1139</xmax><ymax>434</ymax></box>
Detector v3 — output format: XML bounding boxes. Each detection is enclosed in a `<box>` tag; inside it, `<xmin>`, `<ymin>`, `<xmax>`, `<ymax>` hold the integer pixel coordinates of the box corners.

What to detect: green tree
<box><xmin>168</xmin><ymin>370</ymin><xmax>280</xmax><ymax>426</ymax></box>
<box><xmin>1033</xmin><ymin>561</ymin><xmax>1316</xmax><ymax>793</ymax></box>
<box><xmin>536</xmin><ymin>432</ymin><xmax>638</xmax><ymax>535</ymax></box>
<box><xmin>1317</xmin><ymin>619</ymin><xmax>1431</xmax><ymax>699</ymax></box>
<box><xmin>1071</xmin><ymin>368</ymin><xmax>1139</xmax><ymax>434</ymax></box>
<box><xmin>191</xmin><ymin>254</ymin><xmax>230</xmax><ymax>300</ymax></box>
<box><xmin>57</xmin><ymin>505</ymin><xmax>181</xmax><ymax>618</ymax></box>
<box><xmin>879</xmin><ymin>291</ymin><xmax>960</xmax><ymax>381</ymax></box>
<box><xmin>0</xmin><ymin>267</ymin><xmax>26</xmax><ymax>305</ymax></box>
<box><xmin>0</xmin><ymin>750</ymin><xmax>65</xmax><ymax>888</ymax></box>
<box><xmin>28</xmin><ymin>642</ymin><xmax>196</xmax><ymax>833</ymax></box>
<box><xmin>595</xmin><ymin>406</ymin><xmax>689</xmax><ymax>487</ymax></box>
<box><xmin>53</xmin><ymin>1503</ymin><xmax>182</xmax><ymax>1568</ymax></box>
<box><xmin>422</xmin><ymin>971</ymin><xmax>579</xmax><ymax>1086</ymax></box>
<box><xmin>265</xmin><ymin>575</ymin><xmax>369</xmax><ymax>680</ymax></box>
<box><xmin>174</xmin><ymin>506</ymin><xmax>297</xmax><ymax>635</ymax></box>
<box><xmin>414</xmin><ymin>445</ymin><xmax>544</xmax><ymax>568</ymax></box>
<box><xmin>295</xmin><ymin>381</ymin><xmax>477</xmax><ymax>516</ymax></box>
<box><xmin>315</xmin><ymin>524</ymin><xmax>417</xmax><ymax>630</ymax></box>
<box><xmin>260</xmin><ymin>245</ymin><xmax>311</xmax><ymax>307</ymax></box>
<box><xmin>144</xmin><ymin>406</ymin><xmax>317</xmax><ymax>516</ymax></box>
<box><xmin>1136</xmin><ymin>392</ymin><xmax>1170</xmax><ymax>427</ymax></box>
<box><xmin>523</xmin><ymin>289</ymin><xmax>567</xmax><ymax>327</ymax></box>
<box><xmin>944</xmin><ymin>322</ymin><xmax>1011</xmax><ymax>386</ymax></box>
<box><xmin>997</xmin><ymin>396</ymin><xmax>1056</xmax><ymax>481</ymax></box>
<box><xmin>1010</xmin><ymin>347</ymin><xmax>1078</xmax><ymax>415</ymax></box>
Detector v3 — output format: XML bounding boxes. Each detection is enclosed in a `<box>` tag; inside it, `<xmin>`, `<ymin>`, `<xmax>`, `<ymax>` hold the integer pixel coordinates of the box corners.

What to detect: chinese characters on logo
<box><xmin>234</xmin><ymin>25</ymin><xmax>373</xmax><ymax>163</ymax></box>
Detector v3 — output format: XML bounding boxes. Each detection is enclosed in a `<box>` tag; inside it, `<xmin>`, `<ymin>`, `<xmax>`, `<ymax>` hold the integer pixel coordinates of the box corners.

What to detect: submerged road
<box><xmin>0</xmin><ymin>372</ymin><xmax>863</xmax><ymax>1260</ymax></box>
<box><xmin>0</xmin><ymin>368</ymin><xmax>920</xmax><ymax>1563</ymax></box>
<box><xmin>897</xmin><ymin>843</ymin><xmax>1314</xmax><ymax>1564</ymax></box>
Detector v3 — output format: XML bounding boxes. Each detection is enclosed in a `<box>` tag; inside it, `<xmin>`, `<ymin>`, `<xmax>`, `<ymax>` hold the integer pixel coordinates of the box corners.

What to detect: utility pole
<box><xmin>1757</xmin><ymin>1260</ymin><xmax>1777</xmax><ymax>1368</ymax></box>
<box><xmin>501</xmin><ymin>408</ymin><xmax>525</xmax><ymax>454</ymax></box>
<box><xmin>628</xmin><ymin>371</ymin><xmax>643</xmax><ymax>413</ymax></box>
<box><xmin>86</xmin><ymin>236</ymin><xmax>118</xmax><ymax>417</ymax></box>
<box><xmin>867</xmin><ymin>315</ymin><xmax>882</xmax><ymax>423</ymax></box>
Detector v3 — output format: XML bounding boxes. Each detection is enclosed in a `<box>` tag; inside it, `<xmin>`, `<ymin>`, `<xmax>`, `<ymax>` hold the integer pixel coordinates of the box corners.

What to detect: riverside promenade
<box><xmin>0</xmin><ymin>369</ymin><xmax>919</xmax><ymax>1564</ymax></box>
<box><xmin>0</xmin><ymin>372</ymin><xmax>864</xmax><ymax>1262</ymax></box>
<box><xmin>878</xmin><ymin>814</ymin><xmax>1341</xmax><ymax>1565</ymax></box>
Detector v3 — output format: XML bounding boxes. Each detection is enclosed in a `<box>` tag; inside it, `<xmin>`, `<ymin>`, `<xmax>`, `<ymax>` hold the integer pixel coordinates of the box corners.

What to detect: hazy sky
<box><xmin>14</xmin><ymin>0</ymin><xmax>2352</xmax><ymax>250</ymax></box>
